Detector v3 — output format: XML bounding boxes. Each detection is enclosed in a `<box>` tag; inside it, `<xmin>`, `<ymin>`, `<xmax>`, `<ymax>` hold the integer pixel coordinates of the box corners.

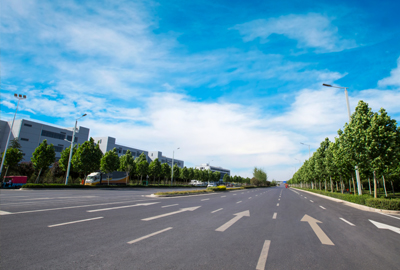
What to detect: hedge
<box><xmin>207</xmin><ymin>186</ymin><xmax>227</xmax><ymax>191</ymax></box>
<box><xmin>365</xmin><ymin>198</ymin><xmax>400</xmax><ymax>210</ymax></box>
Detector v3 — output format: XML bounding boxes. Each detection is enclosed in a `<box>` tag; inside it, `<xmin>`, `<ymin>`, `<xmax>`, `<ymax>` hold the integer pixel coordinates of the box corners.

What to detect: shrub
<box><xmin>365</xmin><ymin>198</ymin><xmax>400</xmax><ymax>210</ymax></box>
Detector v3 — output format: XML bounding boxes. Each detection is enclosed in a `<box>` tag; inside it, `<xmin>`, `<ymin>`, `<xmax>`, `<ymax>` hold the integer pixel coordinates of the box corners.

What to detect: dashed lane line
<box><xmin>256</xmin><ymin>240</ymin><xmax>271</xmax><ymax>270</ymax></box>
<box><xmin>340</xmin><ymin>218</ymin><xmax>355</xmax><ymax>226</ymax></box>
<box><xmin>201</xmin><ymin>199</ymin><xmax>210</xmax><ymax>201</ymax></box>
<box><xmin>272</xmin><ymin>213</ymin><xmax>277</xmax><ymax>219</ymax></box>
<box><xmin>319</xmin><ymin>206</ymin><xmax>326</xmax><ymax>210</ymax></box>
<box><xmin>277</xmin><ymin>203</ymin><xmax>279</xmax><ymax>206</ymax></box>
<box><xmin>237</xmin><ymin>201</ymin><xmax>242</xmax><ymax>204</ymax></box>
<box><xmin>221</xmin><ymin>196</ymin><xmax>226</xmax><ymax>198</ymax></box>
<box><xmin>211</xmin><ymin>208</ymin><xmax>223</xmax><ymax>213</ymax></box>
<box><xmin>310</xmin><ymin>200</ymin><xmax>314</xmax><ymax>203</ymax></box>
<box><xmin>127</xmin><ymin>227</ymin><xmax>173</xmax><ymax>244</ymax></box>
<box><xmin>49</xmin><ymin>217</ymin><xmax>103</xmax><ymax>228</ymax></box>
<box><xmin>162</xmin><ymin>204</ymin><xmax>179</xmax><ymax>208</ymax></box>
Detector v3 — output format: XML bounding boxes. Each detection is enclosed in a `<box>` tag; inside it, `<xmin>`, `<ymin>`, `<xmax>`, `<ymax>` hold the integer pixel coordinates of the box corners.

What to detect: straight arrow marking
<box><xmin>87</xmin><ymin>202</ymin><xmax>159</xmax><ymax>212</ymax></box>
<box><xmin>369</xmin><ymin>220</ymin><xmax>400</xmax><ymax>235</ymax></box>
<box><xmin>301</xmin><ymin>214</ymin><xmax>334</xmax><ymax>245</ymax></box>
<box><xmin>216</xmin><ymin>210</ymin><xmax>250</xmax><ymax>232</ymax></box>
<box><xmin>142</xmin><ymin>206</ymin><xmax>201</xmax><ymax>221</ymax></box>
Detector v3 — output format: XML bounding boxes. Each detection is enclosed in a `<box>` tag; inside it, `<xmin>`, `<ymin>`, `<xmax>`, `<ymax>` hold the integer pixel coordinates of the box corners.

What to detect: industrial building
<box><xmin>195</xmin><ymin>163</ymin><xmax>230</xmax><ymax>181</ymax></box>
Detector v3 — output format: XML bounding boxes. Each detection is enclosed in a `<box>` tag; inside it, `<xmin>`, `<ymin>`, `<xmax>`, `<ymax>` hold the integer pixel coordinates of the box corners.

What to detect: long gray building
<box><xmin>148</xmin><ymin>151</ymin><xmax>184</xmax><ymax>168</ymax></box>
<box><xmin>195</xmin><ymin>163</ymin><xmax>230</xmax><ymax>181</ymax></box>
<box><xmin>0</xmin><ymin>119</ymin><xmax>90</xmax><ymax>162</ymax></box>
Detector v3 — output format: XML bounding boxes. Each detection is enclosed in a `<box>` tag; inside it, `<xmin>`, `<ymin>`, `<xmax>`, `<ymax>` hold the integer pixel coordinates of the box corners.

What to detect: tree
<box><xmin>59</xmin><ymin>144</ymin><xmax>78</xmax><ymax>173</ymax></box>
<box><xmin>71</xmin><ymin>137</ymin><xmax>103</xmax><ymax>178</ymax></box>
<box><xmin>100</xmin><ymin>148</ymin><xmax>120</xmax><ymax>185</ymax></box>
<box><xmin>223</xmin><ymin>174</ymin><xmax>230</xmax><ymax>183</ymax></box>
<box><xmin>180</xmin><ymin>166</ymin><xmax>189</xmax><ymax>184</ymax></box>
<box><xmin>119</xmin><ymin>150</ymin><xmax>135</xmax><ymax>184</ymax></box>
<box><xmin>136</xmin><ymin>160</ymin><xmax>149</xmax><ymax>183</ymax></box>
<box><xmin>161</xmin><ymin>163</ymin><xmax>171</xmax><ymax>184</ymax></box>
<box><xmin>253</xmin><ymin>167</ymin><xmax>267</xmax><ymax>184</ymax></box>
<box><xmin>188</xmin><ymin>167</ymin><xmax>195</xmax><ymax>181</ymax></box>
<box><xmin>31</xmin><ymin>139</ymin><xmax>56</xmax><ymax>183</ymax></box>
<box><xmin>213</xmin><ymin>171</ymin><xmax>221</xmax><ymax>183</ymax></box>
<box><xmin>148</xmin><ymin>158</ymin><xmax>162</xmax><ymax>184</ymax></box>
<box><xmin>135</xmin><ymin>152</ymin><xmax>148</xmax><ymax>163</ymax></box>
<box><xmin>173</xmin><ymin>164</ymin><xmax>181</xmax><ymax>184</ymax></box>
<box><xmin>1</xmin><ymin>148</ymin><xmax>24</xmax><ymax>177</ymax></box>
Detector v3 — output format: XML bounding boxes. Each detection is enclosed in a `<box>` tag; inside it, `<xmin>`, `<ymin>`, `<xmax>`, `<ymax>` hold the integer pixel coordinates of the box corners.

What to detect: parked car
<box><xmin>207</xmin><ymin>183</ymin><xmax>217</xmax><ymax>187</ymax></box>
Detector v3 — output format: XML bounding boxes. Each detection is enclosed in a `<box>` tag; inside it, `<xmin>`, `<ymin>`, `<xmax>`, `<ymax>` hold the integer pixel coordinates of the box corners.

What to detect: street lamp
<box><xmin>0</xmin><ymin>94</ymin><xmax>27</xmax><ymax>177</ymax></box>
<box><xmin>171</xmin><ymin>147</ymin><xmax>180</xmax><ymax>185</ymax></box>
<box><xmin>323</xmin><ymin>83</ymin><xmax>362</xmax><ymax>195</ymax></box>
<box><xmin>65</xmin><ymin>113</ymin><xmax>87</xmax><ymax>185</ymax></box>
<box><xmin>300</xmin><ymin>142</ymin><xmax>310</xmax><ymax>159</ymax></box>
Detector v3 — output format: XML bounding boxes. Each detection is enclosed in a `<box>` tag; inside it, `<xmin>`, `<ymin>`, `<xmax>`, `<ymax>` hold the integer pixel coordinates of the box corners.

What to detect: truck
<box><xmin>84</xmin><ymin>171</ymin><xmax>129</xmax><ymax>186</ymax></box>
<box><xmin>2</xmin><ymin>176</ymin><xmax>27</xmax><ymax>188</ymax></box>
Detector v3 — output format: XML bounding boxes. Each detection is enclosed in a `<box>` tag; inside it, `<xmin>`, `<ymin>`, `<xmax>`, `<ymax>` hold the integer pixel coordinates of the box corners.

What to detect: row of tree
<box><xmin>1</xmin><ymin>137</ymin><xmax>252</xmax><ymax>185</ymax></box>
<box><xmin>288</xmin><ymin>100</ymin><xmax>400</xmax><ymax>198</ymax></box>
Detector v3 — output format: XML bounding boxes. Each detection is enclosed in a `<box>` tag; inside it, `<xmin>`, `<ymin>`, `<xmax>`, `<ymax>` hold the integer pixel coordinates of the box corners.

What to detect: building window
<box><xmin>123</xmin><ymin>150</ymin><xmax>127</xmax><ymax>154</ymax></box>
<box><xmin>20</xmin><ymin>138</ymin><xmax>29</xmax><ymax>141</ymax></box>
<box><xmin>42</xmin><ymin>130</ymin><xmax>65</xmax><ymax>140</ymax></box>
<box><xmin>54</xmin><ymin>146</ymin><xmax>63</xmax><ymax>152</ymax></box>
<box><xmin>24</xmin><ymin>123</ymin><xmax>32</xmax><ymax>127</ymax></box>
<box><xmin>66</xmin><ymin>135</ymin><xmax>78</xmax><ymax>142</ymax></box>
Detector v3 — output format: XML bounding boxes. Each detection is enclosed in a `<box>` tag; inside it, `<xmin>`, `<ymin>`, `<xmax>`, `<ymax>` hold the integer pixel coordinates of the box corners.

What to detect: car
<box><xmin>207</xmin><ymin>183</ymin><xmax>217</xmax><ymax>187</ymax></box>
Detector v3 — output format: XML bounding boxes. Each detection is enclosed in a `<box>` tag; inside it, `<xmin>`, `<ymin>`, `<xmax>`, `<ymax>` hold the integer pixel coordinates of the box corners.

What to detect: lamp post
<box><xmin>65</xmin><ymin>114</ymin><xmax>87</xmax><ymax>185</ymax></box>
<box><xmin>323</xmin><ymin>83</ymin><xmax>362</xmax><ymax>195</ymax></box>
<box><xmin>300</xmin><ymin>142</ymin><xmax>310</xmax><ymax>159</ymax></box>
<box><xmin>0</xmin><ymin>94</ymin><xmax>27</xmax><ymax>177</ymax></box>
<box><xmin>170</xmin><ymin>147</ymin><xmax>180</xmax><ymax>185</ymax></box>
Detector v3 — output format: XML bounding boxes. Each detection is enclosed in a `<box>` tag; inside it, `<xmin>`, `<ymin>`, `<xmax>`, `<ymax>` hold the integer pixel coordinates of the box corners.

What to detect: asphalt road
<box><xmin>1</xmin><ymin>186</ymin><xmax>399</xmax><ymax>269</ymax></box>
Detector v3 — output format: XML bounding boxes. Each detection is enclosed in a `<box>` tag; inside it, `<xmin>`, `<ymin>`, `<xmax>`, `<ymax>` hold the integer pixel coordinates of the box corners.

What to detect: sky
<box><xmin>1</xmin><ymin>0</ymin><xmax>400</xmax><ymax>181</ymax></box>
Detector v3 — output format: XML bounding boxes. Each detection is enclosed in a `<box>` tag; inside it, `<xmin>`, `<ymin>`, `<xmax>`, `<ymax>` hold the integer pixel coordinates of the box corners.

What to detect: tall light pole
<box><xmin>0</xmin><ymin>94</ymin><xmax>27</xmax><ymax>177</ymax></box>
<box><xmin>300</xmin><ymin>142</ymin><xmax>310</xmax><ymax>159</ymax></box>
<box><xmin>170</xmin><ymin>147</ymin><xmax>180</xmax><ymax>185</ymax></box>
<box><xmin>323</xmin><ymin>83</ymin><xmax>362</xmax><ymax>195</ymax></box>
<box><xmin>65</xmin><ymin>114</ymin><xmax>87</xmax><ymax>185</ymax></box>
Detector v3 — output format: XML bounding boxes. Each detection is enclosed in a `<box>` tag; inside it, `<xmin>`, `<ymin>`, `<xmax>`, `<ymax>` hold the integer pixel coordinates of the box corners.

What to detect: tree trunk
<box><xmin>336</xmin><ymin>181</ymin><xmax>338</xmax><ymax>192</ymax></box>
<box><xmin>391</xmin><ymin>181</ymin><xmax>395</xmax><ymax>196</ymax></box>
<box><xmin>368</xmin><ymin>177</ymin><xmax>372</xmax><ymax>194</ymax></box>
<box><xmin>373</xmin><ymin>170</ymin><xmax>377</xmax><ymax>198</ymax></box>
<box><xmin>330</xmin><ymin>176</ymin><xmax>333</xmax><ymax>192</ymax></box>
<box><xmin>35</xmin><ymin>168</ymin><xmax>43</xmax><ymax>184</ymax></box>
<box><xmin>340</xmin><ymin>175</ymin><xmax>343</xmax><ymax>194</ymax></box>
<box><xmin>382</xmin><ymin>175</ymin><xmax>387</xmax><ymax>197</ymax></box>
<box><xmin>352</xmin><ymin>174</ymin><xmax>356</xmax><ymax>195</ymax></box>
<box><xmin>325</xmin><ymin>179</ymin><xmax>327</xmax><ymax>192</ymax></box>
<box><xmin>349</xmin><ymin>178</ymin><xmax>351</xmax><ymax>193</ymax></box>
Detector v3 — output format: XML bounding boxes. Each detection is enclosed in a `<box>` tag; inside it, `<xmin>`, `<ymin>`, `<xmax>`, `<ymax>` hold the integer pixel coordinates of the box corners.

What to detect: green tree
<box><xmin>188</xmin><ymin>167</ymin><xmax>195</xmax><ymax>181</ymax></box>
<box><xmin>148</xmin><ymin>158</ymin><xmax>162</xmax><ymax>184</ymax></box>
<box><xmin>1</xmin><ymin>148</ymin><xmax>24</xmax><ymax>177</ymax></box>
<box><xmin>31</xmin><ymin>139</ymin><xmax>56</xmax><ymax>183</ymax></box>
<box><xmin>137</xmin><ymin>160</ymin><xmax>149</xmax><ymax>183</ymax></box>
<box><xmin>172</xmin><ymin>164</ymin><xmax>181</xmax><ymax>184</ymax></box>
<box><xmin>119</xmin><ymin>149</ymin><xmax>135</xmax><ymax>184</ymax></box>
<box><xmin>59</xmin><ymin>144</ymin><xmax>78</xmax><ymax>173</ymax></box>
<box><xmin>180</xmin><ymin>166</ymin><xmax>189</xmax><ymax>184</ymax></box>
<box><xmin>253</xmin><ymin>167</ymin><xmax>267</xmax><ymax>184</ymax></box>
<box><xmin>213</xmin><ymin>171</ymin><xmax>221</xmax><ymax>183</ymax></box>
<box><xmin>135</xmin><ymin>152</ymin><xmax>148</xmax><ymax>163</ymax></box>
<box><xmin>223</xmin><ymin>174</ymin><xmax>230</xmax><ymax>183</ymax></box>
<box><xmin>100</xmin><ymin>148</ymin><xmax>120</xmax><ymax>185</ymax></box>
<box><xmin>71</xmin><ymin>137</ymin><xmax>103</xmax><ymax>178</ymax></box>
<box><xmin>161</xmin><ymin>163</ymin><xmax>171</xmax><ymax>184</ymax></box>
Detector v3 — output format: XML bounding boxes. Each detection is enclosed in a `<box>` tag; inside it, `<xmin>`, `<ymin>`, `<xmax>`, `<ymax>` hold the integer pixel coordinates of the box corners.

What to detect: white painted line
<box><xmin>277</xmin><ymin>203</ymin><xmax>279</xmax><ymax>206</ymax></box>
<box><xmin>142</xmin><ymin>206</ymin><xmax>201</xmax><ymax>221</ymax></box>
<box><xmin>237</xmin><ymin>201</ymin><xmax>242</xmax><ymax>204</ymax></box>
<box><xmin>49</xmin><ymin>217</ymin><xmax>103</xmax><ymax>227</ymax></box>
<box><xmin>127</xmin><ymin>227</ymin><xmax>173</xmax><ymax>244</ymax></box>
<box><xmin>304</xmin><ymin>197</ymin><xmax>307</xmax><ymax>199</ymax></box>
<box><xmin>162</xmin><ymin>204</ymin><xmax>179</xmax><ymax>208</ymax></box>
<box><xmin>272</xmin><ymin>213</ymin><xmax>277</xmax><ymax>219</ymax></box>
<box><xmin>256</xmin><ymin>240</ymin><xmax>271</xmax><ymax>270</ymax></box>
<box><xmin>5</xmin><ymin>200</ymin><xmax>147</xmax><ymax>215</ymax></box>
<box><xmin>216</xmin><ymin>210</ymin><xmax>250</xmax><ymax>232</ymax></box>
<box><xmin>378</xmin><ymin>212</ymin><xmax>400</xmax><ymax>221</ymax></box>
<box><xmin>256</xmin><ymin>195</ymin><xmax>258</xmax><ymax>196</ymax></box>
<box><xmin>0</xmin><ymin>210</ymin><xmax>12</xmax><ymax>215</ymax></box>
<box><xmin>221</xmin><ymin>196</ymin><xmax>226</xmax><ymax>198</ymax></box>
<box><xmin>278</xmin><ymin>198</ymin><xmax>280</xmax><ymax>201</ymax></box>
<box><xmin>249</xmin><ymin>197</ymin><xmax>252</xmax><ymax>199</ymax></box>
<box><xmin>87</xmin><ymin>202</ymin><xmax>159</xmax><ymax>212</ymax></box>
<box><xmin>340</xmin><ymin>218</ymin><xmax>355</xmax><ymax>226</ymax></box>
<box><xmin>319</xmin><ymin>206</ymin><xmax>326</xmax><ymax>210</ymax></box>
<box><xmin>233</xmin><ymin>194</ymin><xmax>237</xmax><ymax>196</ymax></box>
<box><xmin>201</xmin><ymin>198</ymin><xmax>210</xmax><ymax>201</ymax></box>
<box><xmin>211</xmin><ymin>208</ymin><xmax>223</xmax><ymax>213</ymax></box>
<box><xmin>369</xmin><ymin>219</ymin><xmax>400</xmax><ymax>235</ymax></box>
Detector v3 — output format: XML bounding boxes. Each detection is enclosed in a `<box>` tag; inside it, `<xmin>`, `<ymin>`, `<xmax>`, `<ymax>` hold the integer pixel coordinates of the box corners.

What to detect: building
<box><xmin>195</xmin><ymin>163</ymin><xmax>230</xmax><ymax>182</ymax></box>
<box><xmin>0</xmin><ymin>119</ymin><xmax>90</xmax><ymax>162</ymax></box>
<box><xmin>93</xmin><ymin>136</ymin><xmax>150</xmax><ymax>162</ymax></box>
<box><xmin>148</xmin><ymin>151</ymin><xmax>184</xmax><ymax>168</ymax></box>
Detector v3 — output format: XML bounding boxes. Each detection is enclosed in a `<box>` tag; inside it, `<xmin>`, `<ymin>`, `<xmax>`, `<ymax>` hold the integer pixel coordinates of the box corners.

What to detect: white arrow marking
<box><xmin>369</xmin><ymin>220</ymin><xmax>400</xmax><ymax>235</ymax></box>
<box><xmin>216</xmin><ymin>210</ymin><xmax>250</xmax><ymax>232</ymax></box>
<box><xmin>0</xmin><ymin>210</ymin><xmax>12</xmax><ymax>215</ymax></box>
<box><xmin>301</xmin><ymin>214</ymin><xmax>334</xmax><ymax>245</ymax></box>
<box><xmin>142</xmin><ymin>206</ymin><xmax>201</xmax><ymax>221</ymax></box>
<box><xmin>87</xmin><ymin>202</ymin><xmax>159</xmax><ymax>212</ymax></box>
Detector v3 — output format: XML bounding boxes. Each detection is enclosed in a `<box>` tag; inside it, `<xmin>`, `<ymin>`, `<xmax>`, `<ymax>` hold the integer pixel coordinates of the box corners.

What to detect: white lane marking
<box><xmin>216</xmin><ymin>210</ymin><xmax>250</xmax><ymax>232</ymax></box>
<box><xmin>272</xmin><ymin>213</ymin><xmax>277</xmax><ymax>219</ymax></box>
<box><xmin>241</xmin><ymin>192</ymin><xmax>244</xmax><ymax>194</ymax></box>
<box><xmin>233</xmin><ymin>194</ymin><xmax>237</xmax><ymax>196</ymax></box>
<box><xmin>319</xmin><ymin>206</ymin><xmax>326</xmax><ymax>210</ymax></box>
<box><xmin>378</xmin><ymin>212</ymin><xmax>400</xmax><ymax>221</ymax></box>
<box><xmin>49</xmin><ymin>217</ymin><xmax>103</xmax><ymax>227</ymax></box>
<box><xmin>256</xmin><ymin>240</ymin><xmax>271</xmax><ymax>270</ymax></box>
<box><xmin>87</xmin><ymin>202</ymin><xmax>159</xmax><ymax>212</ymax></box>
<box><xmin>277</xmin><ymin>203</ymin><xmax>279</xmax><ymax>206</ymax></box>
<box><xmin>256</xmin><ymin>195</ymin><xmax>258</xmax><ymax>196</ymax></box>
<box><xmin>237</xmin><ymin>201</ymin><xmax>242</xmax><ymax>204</ymax></box>
<box><xmin>0</xmin><ymin>210</ymin><xmax>12</xmax><ymax>215</ymax></box>
<box><xmin>201</xmin><ymin>198</ymin><xmax>210</xmax><ymax>201</ymax></box>
<box><xmin>221</xmin><ymin>196</ymin><xmax>226</xmax><ymax>198</ymax></box>
<box><xmin>142</xmin><ymin>206</ymin><xmax>201</xmax><ymax>221</ymax></box>
<box><xmin>249</xmin><ymin>197</ymin><xmax>252</xmax><ymax>199</ymax></box>
<box><xmin>369</xmin><ymin>219</ymin><xmax>400</xmax><ymax>235</ymax></box>
<box><xmin>5</xmin><ymin>200</ymin><xmax>147</xmax><ymax>215</ymax></box>
<box><xmin>211</xmin><ymin>208</ymin><xmax>223</xmax><ymax>213</ymax></box>
<box><xmin>310</xmin><ymin>200</ymin><xmax>314</xmax><ymax>203</ymax></box>
<box><xmin>304</xmin><ymin>197</ymin><xmax>307</xmax><ymax>199</ymax></box>
<box><xmin>22</xmin><ymin>196</ymin><xmax>97</xmax><ymax>201</ymax></box>
<box><xmin>162</xmin><ymin>204</ymin><xmax>179</xmax><ymax>208</ymax></box>
<box><xmin>301</xmin><ymin>215</ymin><xmax>334</xmax><ymax>245</ymax></box>
<box><xmin>278</xmin><ymin>198</ymin><xmax>280</xmax><ymax>201</ymax></box>
<box><xmin>127</xmin><ymin>227</ymin><xmax>173</xmax><ymax>244</ymax></box>
<box><xmin>340</xmin><ymin>218</ymin><xmax>355</xmax><ymax>226</ymax></box>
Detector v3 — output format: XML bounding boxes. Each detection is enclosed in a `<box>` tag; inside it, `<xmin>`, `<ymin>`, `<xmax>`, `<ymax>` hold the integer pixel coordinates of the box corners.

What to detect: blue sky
<box><xmin>1</xmin><ymin>0</ymin><xmax>400</xmax><ymax>180</ymax></box>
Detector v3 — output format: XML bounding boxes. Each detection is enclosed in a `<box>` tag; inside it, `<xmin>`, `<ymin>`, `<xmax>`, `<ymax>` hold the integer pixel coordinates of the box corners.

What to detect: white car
<box><xmin>207</xmin><ymin>183</ymin><xmax>217</xmax><ymax>187</ymax></box>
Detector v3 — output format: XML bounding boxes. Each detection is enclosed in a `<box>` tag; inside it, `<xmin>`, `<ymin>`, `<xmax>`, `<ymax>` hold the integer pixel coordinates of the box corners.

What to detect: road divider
<box><xmin>127</xmin><ymin>227</ymin><xmax>173</xmax><ymax>244</ymax></box>
<box><xmin>216</xmin><ymin>210</ymin><xmax>250</xmax><ymax>232</ymax></box>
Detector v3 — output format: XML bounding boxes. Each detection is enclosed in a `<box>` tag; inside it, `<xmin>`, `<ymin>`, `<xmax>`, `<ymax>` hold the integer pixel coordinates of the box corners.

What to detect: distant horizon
<box><xmin>2</xmin><ymin>0</ymin><xmax>400</xmax><ymax>181</ymax></box>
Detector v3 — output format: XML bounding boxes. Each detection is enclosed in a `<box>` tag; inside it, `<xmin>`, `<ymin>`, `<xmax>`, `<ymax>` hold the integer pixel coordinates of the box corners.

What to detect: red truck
<box><xmin>2</xmin><ymin>176</ymin><xmax>27</xmax><ymax>188</ymax></box>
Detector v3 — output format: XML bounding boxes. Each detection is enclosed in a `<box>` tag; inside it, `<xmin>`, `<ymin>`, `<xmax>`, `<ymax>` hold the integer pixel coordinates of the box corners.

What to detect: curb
<box><xmin>292</xmin><ymin>188</ymin><xmax>400</xmax><ymax>214</ymax></box>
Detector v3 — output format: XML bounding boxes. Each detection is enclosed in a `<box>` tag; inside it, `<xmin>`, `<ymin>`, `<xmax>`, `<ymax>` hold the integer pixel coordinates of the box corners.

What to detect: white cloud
<box><xmin>231</xmin><ymin>13</ymin><xmax>356</xmax><ymax>52</ymax></box>
<box><xmin>378</xmin><ymin>56</ymin><xmax>400</xmax><ymax>87</ymax></box>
